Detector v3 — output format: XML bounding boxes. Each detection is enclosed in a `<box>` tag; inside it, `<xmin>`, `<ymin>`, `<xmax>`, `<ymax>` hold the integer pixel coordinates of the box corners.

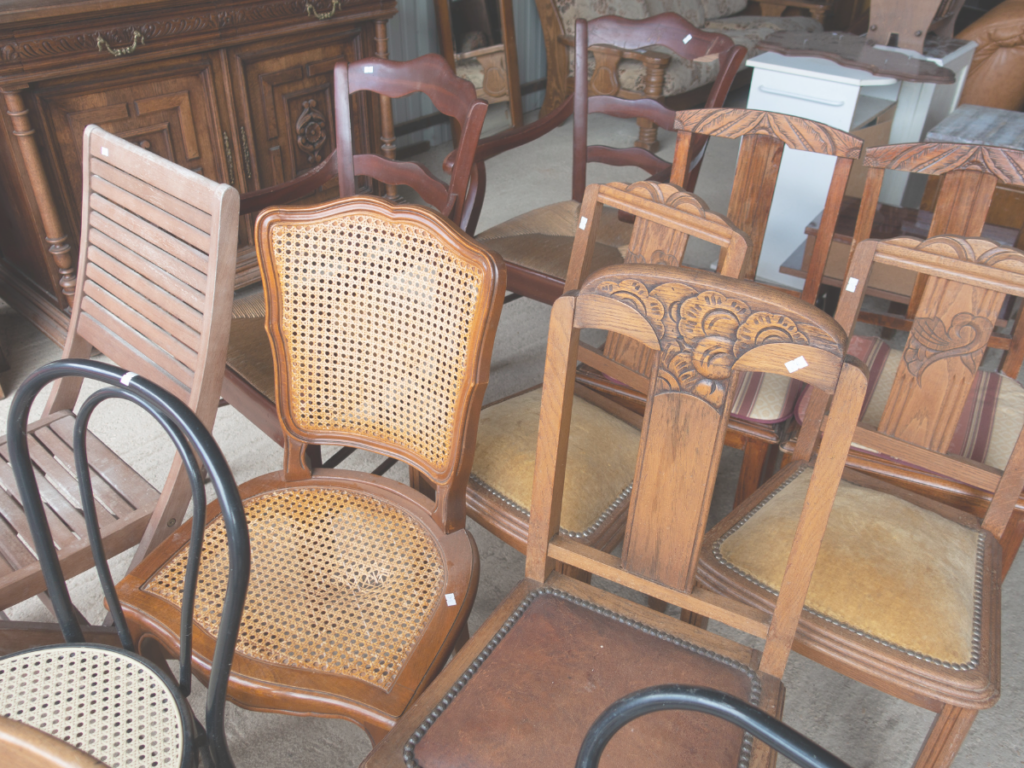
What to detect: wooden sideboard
<box><xmin>0</xmin><ymin>0</ymin><xmax>397</xmax><ymax>342</ymax></box>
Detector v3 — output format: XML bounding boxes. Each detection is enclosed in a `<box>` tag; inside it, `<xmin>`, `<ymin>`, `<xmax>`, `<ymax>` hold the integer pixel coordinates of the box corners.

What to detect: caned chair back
<box><xmin>816</xmin><ymin>234</ymin><xmax>1024</xmax><ymax>549</ymax></box>
<box><xmin>254</xmin><ymin>196</ymin><xmax>505</xmax><ymax>527</ymax></box>
<box><xmin>527</xmin><ymin>262</ymin><xmax>867</xmax><ymax>677</ymax></box>
<box><xmin>50</xmin><ymin>125</ymin><xmax>239</xmax><ymax>424</ymax></box>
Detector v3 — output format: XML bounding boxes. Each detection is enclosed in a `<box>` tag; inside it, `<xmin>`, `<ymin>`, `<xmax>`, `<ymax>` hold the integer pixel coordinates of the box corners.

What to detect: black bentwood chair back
<box><xmin>0</xmin><ymin>359</ymin><xmax>250</xmax><ymax>768</ymax></box>
<box><xmin>576</xmin><ymin>685</ymin><xmax>854</xmax><ymax>768</ymax></box>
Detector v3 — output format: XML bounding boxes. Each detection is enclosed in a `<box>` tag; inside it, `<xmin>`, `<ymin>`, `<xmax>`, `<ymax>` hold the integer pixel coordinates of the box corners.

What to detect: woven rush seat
<box><xmin>796</xmin><ymin>335</ymin><xmax>1024</xmax><ymax>470</ymax></box>
<box><xmin>142</xmin><ymin>485</ymin><xmax>446</xmax><ymax>687</ymax></box>
<box><xmin>710</xmin><ymin>468</ymin><xmax>985</xmax><ymax>667</ymax></box>
<box><xmin>0</xmin><ymin>645</ymin><xmax>187</xmax><ymax>768</ymax></box>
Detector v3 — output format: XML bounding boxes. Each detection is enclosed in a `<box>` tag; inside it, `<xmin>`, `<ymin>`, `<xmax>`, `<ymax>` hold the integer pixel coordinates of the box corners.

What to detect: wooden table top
<box><xmin>927</xmin><ymin>104</ymin><xmax>1024</xmax><ymax>150</ymax></box>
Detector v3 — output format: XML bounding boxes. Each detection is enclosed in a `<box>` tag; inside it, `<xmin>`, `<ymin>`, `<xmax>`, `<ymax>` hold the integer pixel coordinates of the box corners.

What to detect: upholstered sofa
<box><xmin>535</xmin><ymin>0</ymin><xmax>825</xmax><ymax>147</ymax></box>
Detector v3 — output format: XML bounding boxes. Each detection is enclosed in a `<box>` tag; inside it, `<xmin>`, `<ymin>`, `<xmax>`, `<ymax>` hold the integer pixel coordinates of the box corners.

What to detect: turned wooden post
<box><xmin>374</xmin><ymin>18</ymin><xmax>400</xmax><ymax>203</ymax></box>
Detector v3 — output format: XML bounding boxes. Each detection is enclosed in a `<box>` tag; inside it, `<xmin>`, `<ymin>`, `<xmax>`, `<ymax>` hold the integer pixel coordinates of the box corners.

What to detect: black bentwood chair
<box><xmin>576</xmin><ymin>685</ymin><xmax>854</xmax><ymax>768</ymax></box>
<box><xmin>0</xmin><ymin>360</ymin><xmax>250</xmax><ymax>768</ymax></box>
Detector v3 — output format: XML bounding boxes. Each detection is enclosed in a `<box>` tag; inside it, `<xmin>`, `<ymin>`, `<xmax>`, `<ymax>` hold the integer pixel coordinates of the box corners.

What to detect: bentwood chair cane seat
<box><xmin>119</xmin><ymin>196</ymin><xmax>505</xmax><ymax>742</ymax></box>
<box><xmin>0</xmin><ymin>126</ymin><xmax>238</xmax><ymax>653</ymax></box>
<box><xmin>2</xmin><ymin>360</ymin><xmax>250</xmax><ymax>768</ymax></box>
<box><xmin>462</xmin><ymin>180</ymin><xmax>750</xmax><ymax>564</ymax></box>
<box><xmin>362</xmin><ymin>261</ymin><xmax>868</xmax><ymax>768</ymax></box>
<box><xmin>698</xmin><ymin>235</ymin><xmax>1024</xmax><ymax>768</ymax></box>
<box><xmin>222</xmin><ymin>54</ymin><xmax>489</xmax><ymax>445</ymax></box>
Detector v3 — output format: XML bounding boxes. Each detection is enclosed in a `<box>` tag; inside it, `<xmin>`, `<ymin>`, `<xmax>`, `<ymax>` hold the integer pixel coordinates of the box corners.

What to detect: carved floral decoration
<box><xmin>296</xmin><ymin>99</ymin><xmax>328</xmax><ymax>164</ymax></box>
<box><xmin>591</xmin><ymin>277</ymin><xmax>836</xmax><ymax>411</ymax></box>
<box><xmin>904</xmin><ymin>313</ymin><xmax>992</xmax><ymax>379</ymax></box>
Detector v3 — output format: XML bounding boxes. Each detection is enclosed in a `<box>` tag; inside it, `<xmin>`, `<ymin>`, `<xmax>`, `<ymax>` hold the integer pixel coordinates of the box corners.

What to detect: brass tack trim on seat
<box><xmin>469</xmin><ymin>475</ymin><xmax>631</xmax><ymax>539</ymax></box>
<box><xmin>712</xmin><ymin>469</ymin><xmax>985</xmax><ymax>671</ymax></box>
<box><xmin>402</xmin><ymin>587</ymin><xmax>761</xmax><ymax>768</ymax></box>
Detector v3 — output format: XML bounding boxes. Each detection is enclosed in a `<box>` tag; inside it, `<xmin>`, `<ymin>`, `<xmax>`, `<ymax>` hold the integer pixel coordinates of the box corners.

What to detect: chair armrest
<box><xmin>238</xmin><ymin>151</ymin><xmax>337</xmax><ymax>215</ymax></box>
<box><xmin>620</xmin><ymin>47</ymin><xmax>671</xmax><ymax>67</ymax></box>
<box><xmin>467</xmin><ymin>94</ymin><xmax>574</xmax><ymax>165</ymax></box>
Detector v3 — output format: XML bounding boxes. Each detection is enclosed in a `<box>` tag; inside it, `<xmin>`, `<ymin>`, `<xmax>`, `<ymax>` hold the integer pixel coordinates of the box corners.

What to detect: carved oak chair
<box><xmin>0</xmin><ymin>126</ymin><xmax>238</xmax><ymax>653</ymax></box>
<box><xmin>361</xmin><ymin>258</ymin><xmax>867</xmax><ymax>768</ymax></box>
<box><xmin>462</xmin><ymin>180</ymin><xmax>749</xmax><ymax>568</ymax></box>
<box><xmin>222</xmin><ymin>54</ymin><xmax>489</xmax><ymax>444</ymax></box>
<box><xmin>3</xmin><ymin>359</ymin><xmax>249</xmax><ymax>768</ymax></box>
<box><xmin>699</xmin><ymin>234</ymin><xmax>1024</xmax><ymax>768</ymax></box>
<box><xmin>461</xmin><ymin>14</ymin><xmax>745</xmax><ymax>283</ymax></box>
<box><xmin>118</xmin><ymin>196</ymin><xmax>505</xmax><ymax>744</ymax></box>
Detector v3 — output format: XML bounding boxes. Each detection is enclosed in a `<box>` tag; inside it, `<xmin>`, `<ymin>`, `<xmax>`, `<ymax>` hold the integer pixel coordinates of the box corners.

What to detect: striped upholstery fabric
<box><xmin>730</xmin><ymin>371</ymin><xmax>804</xmax><ymax>424</ymax></box>
<box><xmin>797</xmin><ymin>335</ymin><xmax>1024</xmax><ymax>470</ymax></box>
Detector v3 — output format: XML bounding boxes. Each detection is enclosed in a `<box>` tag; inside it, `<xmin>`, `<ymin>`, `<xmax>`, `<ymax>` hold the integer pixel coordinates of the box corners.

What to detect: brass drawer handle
<box><xmin>222</xmin><ymin>131</ymin><xmax>236</xmax><ymax>186</ymax></box>
<box><xmin>239</xmin><ymin>125</ymin><xmax>252</xmax><ymax>180</ymax></box>
<box><xmin>306</xmin><ymin>0</ymin><xmax>340</xmax><ymax>20</ymax></box>
<box><xmin>96</xmin><ymin>31</ymin><xmax>144</xmax><ymax>57</ymax></box>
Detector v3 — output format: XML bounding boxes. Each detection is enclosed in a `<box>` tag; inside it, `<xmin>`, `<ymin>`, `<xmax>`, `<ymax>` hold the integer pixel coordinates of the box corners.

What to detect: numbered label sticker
<box><xmin>785</xmin><ymin>356</ymin><xmax>808</xmax><ymax>373</ymax></box>
<box><xmin>846</xmin><ymin>277</ymin><xmax>859</xmax><ymax>293</ymax></box>
<box><xmin>445</xmin><ymin>593</ymin><xmax>457</xmax><ymax>607</ymax></box>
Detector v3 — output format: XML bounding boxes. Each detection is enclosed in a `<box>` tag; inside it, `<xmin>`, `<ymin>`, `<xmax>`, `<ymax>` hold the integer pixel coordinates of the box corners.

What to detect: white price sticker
<box><xmin>445</xmin><ymin>593</ymin><xmax>457</xmax><ymax>607</ymax></box>
<box><xmin>579</xmin><ymin>216</ymin><xmax>588</xmax><ymax>230</ymax></box>
<box><xmin>785</xmin><ymin>356</ymin><xmax>808</xmax><ymax>373</ymax></box>
<box><xmin>101</xmin><ymin>147</ymin><xmax>109</xmax><ymax>157</ymax></box>
<box><xmin>364</xmin><ymin>65</ymin><xmax>374</xmax><ymax>73</ymax></box>
<box><xmin>683</xmin><ymin>34</ymin><xmax>692</xmax><ymax>44</ymax></box>
<box><xmin>845</xmin><ymin>277</ymin><xmax>859</xmax><ymax>293</ymax></box>
<box><xmin>120</xmin><ymin>371</ymin><xmax>138</xmax><ymax>387</ymax></box>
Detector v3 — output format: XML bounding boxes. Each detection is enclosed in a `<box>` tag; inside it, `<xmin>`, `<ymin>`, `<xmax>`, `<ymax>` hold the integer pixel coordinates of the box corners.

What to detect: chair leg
<box><xmin>364</xmin><ymin>723</ymin><xmax>390</xmax><ymax>747</ymax></box>
<box><xmin>734</xmin><ymin>437</ymin><xmax>776</xmax><ymax>507</ymax></box>
<box><xmin>913</xmin><ymin>704</ymin><xmax>978</xmax><ymax>768</ymax></box>
<box><xmin>555</xmin><ymin>561</ymin><xmax>593</xmax><ymax>584</ymax></box>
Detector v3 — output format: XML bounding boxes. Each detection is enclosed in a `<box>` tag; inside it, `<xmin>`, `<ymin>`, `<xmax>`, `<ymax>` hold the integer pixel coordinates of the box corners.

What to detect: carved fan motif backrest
<box><xmin>71</xmin><ymin>125</ymin><xmax>238</xmax><ymax>418</ymax></box>
<box><xmin>578</xmin><ymin>265</ymin><xmax>846</xmax><ymax>590</ymax></box>
<box><xmin>255</xmin><ymin>196</ymin><xmax>503</xmax><ymax>485</ymax></box>
<box><xmin>335</xmin><ymin>55</ymin><xmax>487</xmax><ymax>224</ymax></box>
<box><xmin>839</xmin><ymin>236</ymin><xmax>1024</xmax><ymax>454</ymax></box>
<box><xmin>673</xmin><ymin>109</ymin><xmax>862</xmax><ymax>281</ymax></box>
<box><xmin>579</xmin><ymin>181</ymin><xmax>749</xmax><ymax>381</ymax></box>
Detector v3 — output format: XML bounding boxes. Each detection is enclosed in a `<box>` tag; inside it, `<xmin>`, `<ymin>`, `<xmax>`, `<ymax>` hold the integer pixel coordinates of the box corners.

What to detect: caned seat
<box><xmin>119</xmin><ymin>196</ymin><xmax>505</xmax><ymax>743</ymax></box>
<box><xmin>700</xmin><ymin>235</ymin><xmax>1024</xmax><ymax>768</ymax></box>
<box><xmin>0</xmin><ymin>126</ymin><xmax>238</xmax><ymax>652</ymax></box>
<box><xmin>361</xmin><ymin>237</ymin><xmax>868</xmax><ymax>768</ymax></box>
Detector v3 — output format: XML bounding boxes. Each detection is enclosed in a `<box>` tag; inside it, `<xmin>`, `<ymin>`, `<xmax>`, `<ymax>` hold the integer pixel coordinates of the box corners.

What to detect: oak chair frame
<box><xmin>119</xmin><ymin>196</ymin><xmax>505</xmax><ymax>744</ymax></box>
<box><xmin>0</xmin><ymin>125</ymin><xmax>238</xmax><ymax>654</ymax></box>
<box><xmin>362</xmin><ymin>259</ymin><xmax>867</xmax><ymax>768</ymax></box>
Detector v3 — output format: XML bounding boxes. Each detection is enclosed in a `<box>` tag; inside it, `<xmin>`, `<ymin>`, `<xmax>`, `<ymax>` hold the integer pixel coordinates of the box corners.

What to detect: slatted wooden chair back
<box><xmin>337</xmin><ymin>54</ymin><xmax>488</xmax><ymax>225</ymax></box>
<box><xmin>802</xmin><ymin>234</ymin><xmax>1024</xmax><ymax>568</ymax></box>
<box><xmin>570</xmin><ymin>16</ymin><xmax>745</xmax><ymax>203</ymax></box>
<box><xmin>566</xmin><ymin>180</ymin><xmax>749</xmax><ymax>390</ymax></box>
<box><xmin>254</xmin><ymin>195</ymin><xmax>505</xmax><ymax>532</ymax></box>
<box><xmin>866</xmin><ymin>0</ymin><xmax>965</xmax><ymax>52</ymax></box>
<box><xmin>838</xmin><ymin>142</ymin><xmax>1024</xmax><ymax>375</ymax></box>
<box><xmin>671</xmin><ymin>109</ymin><xmax>863</xmax><ymax>286</ymax></box>
<box><xmin>50</xmin><ymin>125</ymin><xmax>239</xmax><ymax>423</ymax></box>
<box><xmin>526</xmin><ymin>261</ymin><xmax>867</xmax><ymax>679</ymax></box>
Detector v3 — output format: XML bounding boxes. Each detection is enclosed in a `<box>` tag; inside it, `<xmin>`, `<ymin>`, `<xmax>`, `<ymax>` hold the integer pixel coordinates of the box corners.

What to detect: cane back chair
<box><xmin>3</xmin><ymin>359</ymin><xmax>249</xmax><ymax>768</ymax></box>
<box><xmin>462</xmin><ymin>180</ymin><xmax>748</xmax><ymax>566</ymax></box>
<box><xmin>119</xmin><ymin>196</ymin><xmax>505</xmax><ymax>743</ymax></box>
<box><xmin>223</xmin><ymin>54</ymin><xmax>489</xmax><ymax>444</ymax></box>
<box><xmin>700</xmin><ymin>234</ymin><xmax>1024</xmax><ymax>768</ymax></box>
<box><xmin>0</xmin><ymin>126</ymin><xmax>238</xmax><ymax>653</ymax></box>
<box><xmin>362</xmin><ymin>260</ymin><xmax>867</xmax><ymax>768</ymax></box>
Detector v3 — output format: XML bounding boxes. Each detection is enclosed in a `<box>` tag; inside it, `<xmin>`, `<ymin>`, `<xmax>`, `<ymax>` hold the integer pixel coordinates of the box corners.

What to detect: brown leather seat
<box><xmin>957</xmin><ymin>0</ymin><xmax>1024</xmax><ymax>112</ymax></box>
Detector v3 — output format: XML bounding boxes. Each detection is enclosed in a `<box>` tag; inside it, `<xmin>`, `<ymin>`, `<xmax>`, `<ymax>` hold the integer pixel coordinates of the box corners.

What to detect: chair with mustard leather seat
<box><xmin>118</xmin><ymin>195</ymin><xmax>505</xmax><ymax>744</ymax></box>
<box><xmin>463</xmin><ymin>180</ymin><xmax>749</xmax><ymax>567</ymax></box>
<box><xmin>361</xmin><ymin>244</ymin><xmax>868</xmax><ymax>768</ymax></box>
<box><xmin>222</xmin><ymin>54</ymin><xmax>489</xmax><ymax>445</ymax></box>
<box><xmin>0</xmin><ymin>126</ymin><xmax>238</xmax><ymax>653</ymax></box>
<box><xmin>699</xmin><ymin>234</ymin><xmax>1024</xmax><ymax>768</ymax></box>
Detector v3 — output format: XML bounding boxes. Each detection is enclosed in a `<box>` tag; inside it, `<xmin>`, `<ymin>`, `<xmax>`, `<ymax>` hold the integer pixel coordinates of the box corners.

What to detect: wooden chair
<box><xmin>1</xmin><ymin>715</ymin><xmax>108</xmax><ymax>768</ymax></box>
<box><xmin>3</xmin><ymin>359</ymin><xmax>250</xmax><ymax>768</ymax></box>
<box><xmin>699</xmin><ymin>234</ymin><xmax>1024</xmax><ymax>768</ymax></box>
<box><xmin>0</xmin><ymin>126</ymin><xmax>238</xmax><ymax>653</ymax></box>
<box><xmin>222</xmin><ymin>54</ymin><xmax>488</xmax><ymax>444</ymax></box>
<box><xmin>361</xmin><ymin>257</ymin><xmax>867</xmax><ymax>768</ymax></box>
<box><xmin>461</xmin><ymin>13</ymin><xmax>745</xmax><ymax>279</ymax></box>
<box><xmin>463</xmin><ymin>180</ymin><xmax>748</xmax><ymax>567</ymax></box>
<box><xmin>118</xmin><ymin>196</ymin><xmax>505</xmax><ymax>743</ymax></box>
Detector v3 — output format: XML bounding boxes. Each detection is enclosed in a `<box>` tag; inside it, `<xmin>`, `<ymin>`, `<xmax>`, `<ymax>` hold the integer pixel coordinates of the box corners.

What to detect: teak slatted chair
<box><xmin>460</xmin><ymin>14</ymin><xmax>745</xmax><ymax>280</ymax></box>
<box><xmin>0</xmin><ymin>126</ymin><xmax>238</xmax><ymax>653</ymax></box>
<box><xmin>3</xmin><ymin>360</ymin><xmax>250</xmax><ymax>768</ymax></box>
<box><xmin>461</xmin><ymin>180</ymin><xmax>749</xmax><ymax>567</ymax></box>
<box><xmin>361</xmin><ymin>259</ymin><xmax>868</xmax><ymax>768</ymax></box>
<box><xmin>222</xmin><ymin>54</ymin><xmax>488</xmax><ymax>444</ymax></box>
<box><xmin>699</xmin><ymin>234</ymin><xmax>1024</xmax><ymax>768</ymax></box>
<box><xmin>118</xmin><ymin>196</ymin><xmax>505</xmax><ymax>743</ymax></box>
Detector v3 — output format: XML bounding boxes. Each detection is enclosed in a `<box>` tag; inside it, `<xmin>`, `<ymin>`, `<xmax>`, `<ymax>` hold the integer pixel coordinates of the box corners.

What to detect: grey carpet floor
<box><xmin>0</xmin><ymin>104</ymin><xmax>1021</xmax><ymax>767</ymax></box>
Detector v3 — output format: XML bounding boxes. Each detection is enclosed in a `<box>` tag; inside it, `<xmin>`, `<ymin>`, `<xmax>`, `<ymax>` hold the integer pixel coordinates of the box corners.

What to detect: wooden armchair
<box><xmin>700</xmin><ymin>234</ymin><xmax>1024</xmax><ymax>768</ymax></box>
<box><xmin>118</xmin><ymin>196</ymin><xmax>505</xmax><ymax>744</ymax></box>
<box><xmin>362</xmin><ymin>256</ymin><xmax>867</xmax><ymax>768</ymax></box>
<box><xmin>0</xmin><ymin>126</ymin><xmax>238</xmax><ymax>653</ymax></box>
<box><xmin>222</xmin><ymin>54</ymin><xmax>488</xmax><ymax>444</ymax></box>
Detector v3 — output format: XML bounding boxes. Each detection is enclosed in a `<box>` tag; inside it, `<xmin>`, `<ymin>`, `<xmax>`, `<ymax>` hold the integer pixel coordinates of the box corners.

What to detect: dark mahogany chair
<box><xmin>119</xmin><ymin>196</ymin><xmax>505</xmax><ymax>745</ymax></box>
<box><xmin>222</xmin><ymin>54</ymin><xmax>489</xmax><ymax>445</ymax></box>
<box><xmin>700</xmin><ymin>234</ymin><xmax>1024</xmax><ymax>768</ymax></box>
<box><xmin>361</xmin><ymin>256</ymin><xmax>867</xmax><ymax>768</ymax></box>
